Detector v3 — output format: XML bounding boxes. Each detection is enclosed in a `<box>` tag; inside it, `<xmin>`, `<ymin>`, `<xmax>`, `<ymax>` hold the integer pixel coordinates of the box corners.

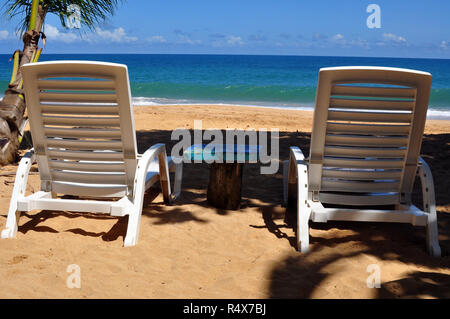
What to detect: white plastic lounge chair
<box><xmin>1</xmin><ymin>61</ymin><xmax>182</xmax><ymax>247</ymax></box>
<box><xmin>283</xmin><ymin>66</ymin><xmax>441</xmax><ymax>257</ymax></box>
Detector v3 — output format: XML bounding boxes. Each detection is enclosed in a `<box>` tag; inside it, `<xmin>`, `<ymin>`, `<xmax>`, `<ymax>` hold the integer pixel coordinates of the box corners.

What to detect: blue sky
<box><xmin>0</xmin><ymin>0</ymin><xmax>449</xmax><ymax>58</ymax></box>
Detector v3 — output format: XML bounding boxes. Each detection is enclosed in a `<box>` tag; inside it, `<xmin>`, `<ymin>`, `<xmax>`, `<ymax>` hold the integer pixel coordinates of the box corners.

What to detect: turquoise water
<box><xmin>1</xmin><ymin>54</ymin><xmax>449</xmax><ymax>118</ymax></box>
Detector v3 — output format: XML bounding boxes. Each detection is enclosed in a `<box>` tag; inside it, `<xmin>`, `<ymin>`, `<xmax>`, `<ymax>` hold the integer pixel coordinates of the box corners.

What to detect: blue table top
<box><xmin>183</xmin><ymin>144</ymin><xmax>261</xmax><ymax>163</ymax></box>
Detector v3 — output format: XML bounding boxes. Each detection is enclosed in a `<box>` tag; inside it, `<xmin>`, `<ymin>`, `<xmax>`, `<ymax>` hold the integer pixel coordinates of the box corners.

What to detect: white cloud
<box><xmin>210</xmin><ymin>34</ymin><xmax>244</xmax><ymax>47</ymax></box>
<box><xmin>351</xmin><ymin>39</ymin><xmax>370</xmax><ymax>49</ymax></box>
<box><xmin>328</xmin><ymin>34</ymin><xmax>369</xmax><ymax>49</ymax></box>
<box><xmin>44</xmin><ymin>25</ymin><xmax>138</xmax><ymax>44</ymax></box>
<box><xmin>0</xmin><ymin>30</ymin><xmax>9</xmax><ymax>40</ymax></box>
<box><xmin>332</xmin><ymin>34</ymin><xmax>344</xmax><ymax>41</ymax></box>
<box><xmin>179</xmin><ymin>37</ymin><xmax>200</xmax><ymax>45</ymax></box>
<box><xmin>440</xmin><ymin>40</ymin><xmax>448</xmax><ymax>50</ymax></box>
<box><xmin>330</xmin><ymin>34</ymin><xmax>346</xmax><ymax>46</ymax></box>
<box><xmin>226</xmin><ymin>35</ymin><xmax>244</xmax><ymax>46</ymax></box>
<box><xmin>44</xmin><ymin>24</ymin><xmax>62</xmax><ymax>39</ymax></box>
<box><xmin>248</xmin><ymin>34</ymin><xmax>267</xmax><ymax>42</ymax></box>
<box><xmin>382</xmin><ymin>33</ymin><xmax>407</xmax><ymax>44</ymax></box>
<box><xmin>171</xmin><ymin>29</ymin><xmax>201</xmax><ymax>45</ymax></box>
<box><xmin>174</xmin><ymin>29</ymin><xmax>190</xmax><ymax>37</ymax></box>
<box><xmin>44</xmin><ymin>24</ymin><xmax>78</xmax><ymax>43</ymax></box>
<box><xmin>147</xmin><ymin>35</ymin><xmax>166</xmax><ymax>43</ymax></box>
<box><xmin>312</xmin><ymin>32</ymin><xmax>328</xmax><ymax>41</ymax></box>
<box><xmin>92</xmin><ymin>27</ymin><xmax>138</xmax><ymax>43</ymax></box>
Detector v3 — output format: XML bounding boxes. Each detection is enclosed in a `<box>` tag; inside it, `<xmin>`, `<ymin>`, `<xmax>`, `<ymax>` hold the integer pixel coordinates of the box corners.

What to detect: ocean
<box><xmin>1</xmin><ymin>54</ymin><xmax>449</xmax><ymax>119</ymax></box>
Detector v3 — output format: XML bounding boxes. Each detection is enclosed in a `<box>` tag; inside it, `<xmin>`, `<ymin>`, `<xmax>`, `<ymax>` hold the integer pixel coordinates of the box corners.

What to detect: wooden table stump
<box><xmin>184</xmin><ymin>144</ymin><xmax>260</xmax><ymax>210</ymax></box>
<box><xmin>207</xmin><ymin>162</ymin><xmax>243</xmax><ymax>210</ymax></box>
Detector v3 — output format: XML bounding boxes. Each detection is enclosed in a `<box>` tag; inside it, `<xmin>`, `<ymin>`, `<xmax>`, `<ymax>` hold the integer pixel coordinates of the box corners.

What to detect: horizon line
<box><xmin>0</xmin><ymin>52</ymin><xmax>449</xmax><ymax>61</ymax></box>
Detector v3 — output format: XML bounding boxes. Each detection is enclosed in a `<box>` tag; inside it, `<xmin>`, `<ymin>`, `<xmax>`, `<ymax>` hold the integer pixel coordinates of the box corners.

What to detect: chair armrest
<box><xmin>1</xmin><ymin>149</ymin><xmax>37</xmax><ymax>239</ymax></box>
<box><xmin>22</xmin><ymin>149</ymin><xmax>36</xmax><ymax>161</ymax></box>
<box><xmin>134</xmin><ymin>143</ymin><xmax>172</xmax><ymax>202</ymax></box>
<box><xmin>288</xmin><ymin>146</ymin><xmax>308</xmax><ymax>185</ymax></box>
<box><xmin>137</xmin><ymin>144</ymin><xmax>167</xmax><ymax>166</ymax></box>
<box><xmin>289</xmin><ymin>146</ymin><xmax>307</xmax><ymax>163</ymax></box>
<box><xmin>14</xmin><ymin>148</ymin><xmax>37</xmax><ymax>194</ymax></box>
<box><xmin>283</xmin><ymin>146</ymin><xmax>308</xmax><ymax>205</ymax></box>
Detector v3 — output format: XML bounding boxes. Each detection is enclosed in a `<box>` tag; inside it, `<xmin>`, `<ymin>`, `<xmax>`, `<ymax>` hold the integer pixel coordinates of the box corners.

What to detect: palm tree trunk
<box><xmin>0</xmin><ymin>3</ymin><xmax>46</xmax><ymax>165</ymax></box>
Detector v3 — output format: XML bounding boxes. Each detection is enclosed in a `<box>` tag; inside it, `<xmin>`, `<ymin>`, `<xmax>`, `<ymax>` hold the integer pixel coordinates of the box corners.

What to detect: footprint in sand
<box><xmin>8</xmin><ymin>255</ymin><xmax>28</xmax><ymax>265</ymax></box>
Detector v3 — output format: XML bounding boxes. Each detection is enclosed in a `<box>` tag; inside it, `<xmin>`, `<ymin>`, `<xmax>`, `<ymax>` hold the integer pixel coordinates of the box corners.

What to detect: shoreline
<box><xmin>0</xmin><ymin>92</ymin><xmax>449</xmax><ymax>119</ymax></box>
<box><xmin>132</xmin><ymin>104</ymin><xmax>450</xmax><ymax>138</ymax></box>
<box><xmin>133</xmin><ymin>102</ymin><xmax>450</xmax><ymax>123</ymax></box>
<box><xmin>132</xmin><ymin>101</ymin><xmax>450</xmax><ymax>121</ymax></box>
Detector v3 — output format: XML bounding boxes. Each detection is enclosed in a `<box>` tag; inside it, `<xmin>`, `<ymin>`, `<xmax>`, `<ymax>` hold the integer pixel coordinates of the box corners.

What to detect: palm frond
<box><xmin>2</xmin><ymin>0</ymin><xmax>123</xmax><ymax>35</ymax></box>
<box><xmin>46</xmin><ymin>0</ymin><xmax>122</xmax><ymax>30</ymax></box>
<box><xmin>2</xmin><ymin>0</ymin><xmax>32</xmax><ymax>34</ymax></box>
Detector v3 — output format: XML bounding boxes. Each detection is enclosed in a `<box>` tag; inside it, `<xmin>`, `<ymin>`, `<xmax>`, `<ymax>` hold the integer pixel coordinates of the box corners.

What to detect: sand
<box><xmin>0</xmin><ymin>104</ymin><xmax>449</xmax><ymax>299</ymax></box>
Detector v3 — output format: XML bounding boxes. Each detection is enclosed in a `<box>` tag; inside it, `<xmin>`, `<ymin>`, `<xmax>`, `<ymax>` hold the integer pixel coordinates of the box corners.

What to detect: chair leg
<box><xmin>427</xmin><ymin>218</ymin><xmax>441</xmax><ymax>257</ymax></box>
<box><xmin>158</xmin><ymin>152</ymin><xmax>172</xmax><ymax>204</ymax></box>
<box><xmin>297</xmin><ymin>172</ymin><xmax>311</xmax><ymax>253</ymax></box>
<box><xmin>124</xmin><ymin>206</ymin><xmax>140</xmax><ymax>247</ymax></box>
<box><xmin>282</xmin><ymin>160</ymin><xmax>289</xmax><ymax>206</ymax></box>
<box><xmin>171</xmin><ymin>161</ymin><xmax>183</xmax><ymax>201</ymax></box>
<box><xmin>285</xmin><ymin>147</ymin><xmax>311</xmax><ymax>253</ymax></box>
<box><xmin>418</xmin><ymin>158</ymin><xmax>441</xmax><ymax>257</ymax></box>
<box><xmin>1</xmin><ymin>210</ymin><xmax>21</xmax><ymax>239</ymax></box>
<box><xmin>1</xmin><ymin>151</ymin><xmax>35</xmax><ymax>239</ymax></box>
<box><xmin>283</xmin><ymin>158</ymin><xmax>299</xmax><ymax>208</ymax></box>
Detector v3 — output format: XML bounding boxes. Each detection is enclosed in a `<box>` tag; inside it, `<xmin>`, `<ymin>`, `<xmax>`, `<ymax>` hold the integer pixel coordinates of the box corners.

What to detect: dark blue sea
<box><xmin>1</xmin><ymin>54</ymin><xmax>449</xmax><ymax>119</ymax></box>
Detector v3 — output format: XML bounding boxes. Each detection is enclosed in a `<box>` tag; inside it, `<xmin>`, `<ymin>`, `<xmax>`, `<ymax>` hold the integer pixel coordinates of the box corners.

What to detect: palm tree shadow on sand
<box><xmin>252</xmin><ymin>131</ymin><xmax>450</xmax><ymax>299</ymax></box>
<box><xmin>11</xmin><ymin>129</ymin><xmax>450</xmax><ymax>298</ymax></box>
<box><xmin>265</xmin><ymin>209</ymin><xmax>450</xmax><ymax>298</ymax></box>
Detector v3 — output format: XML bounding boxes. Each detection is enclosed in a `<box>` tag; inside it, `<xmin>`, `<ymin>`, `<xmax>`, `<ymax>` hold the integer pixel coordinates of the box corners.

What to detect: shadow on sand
<box><xmin>12</xmin><ymin>129</ymin><xmax>450</xmax><ymax>298</ymax></box>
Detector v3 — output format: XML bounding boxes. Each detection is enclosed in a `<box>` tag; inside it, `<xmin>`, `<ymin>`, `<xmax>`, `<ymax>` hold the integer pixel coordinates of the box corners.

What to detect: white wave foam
<box><xmin>1</xmin><ymin>94</ymin><xmax>448</xmax><ymax>120</ymax></box>
<box><xmin>426</xmin><ymin>109</ymin><xmax>450</xmax><ymax>120</ymax></box>
<box><xmin>132</xmin><ymin>96</ymin><xmax>191</xmax><ymax>106</ymax></box>
<box><xmin>132</xmin><ymin>96</ymin><xmax>450</xmax><ymax>119</ymax></box>
<box><xmin>132</xmin><ymin>96</ymin><xmax>316</xmax><ymax>111</ymax></box>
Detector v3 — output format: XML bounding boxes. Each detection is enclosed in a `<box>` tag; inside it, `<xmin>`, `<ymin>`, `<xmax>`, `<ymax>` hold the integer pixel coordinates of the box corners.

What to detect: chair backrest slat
<box><xmin>44</xmin><ymin>127</ymin><xmax>122</xmax><ymax>139</ymax></box>
<box><xmin>330</xmin><ymin>97</ymin><xmax>414</xmax><ymax>111</ymax></box>
<box><xmin>331</xmin><ymin>85</ymin><xmax>416</xmax><ymax>98</ymax></box>
<box><xmin>39</xmin><ymin>92</ymin><xmax>118</xmax><ymax>103</ymax></box>
<box><xmin>37</xmin><ymin>79</ymin><xmax>116</xmax><ymax>91</ymax></box>
<box><xmin>326</xmin><ymin>122</ymin><xmax>411</xmax><ymax>135</ymax></box>
<box><xmin>41</xmin><ymin>104</ymin><xmax>120</xmax><ymax>115</ymax></box>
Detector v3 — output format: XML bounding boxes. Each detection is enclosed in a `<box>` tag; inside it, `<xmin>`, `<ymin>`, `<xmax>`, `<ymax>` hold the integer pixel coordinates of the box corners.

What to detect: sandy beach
<box><xmin>0</xmin><ymin>104</ymin><xmax>449</xmax><ymax>299</ymax></box>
